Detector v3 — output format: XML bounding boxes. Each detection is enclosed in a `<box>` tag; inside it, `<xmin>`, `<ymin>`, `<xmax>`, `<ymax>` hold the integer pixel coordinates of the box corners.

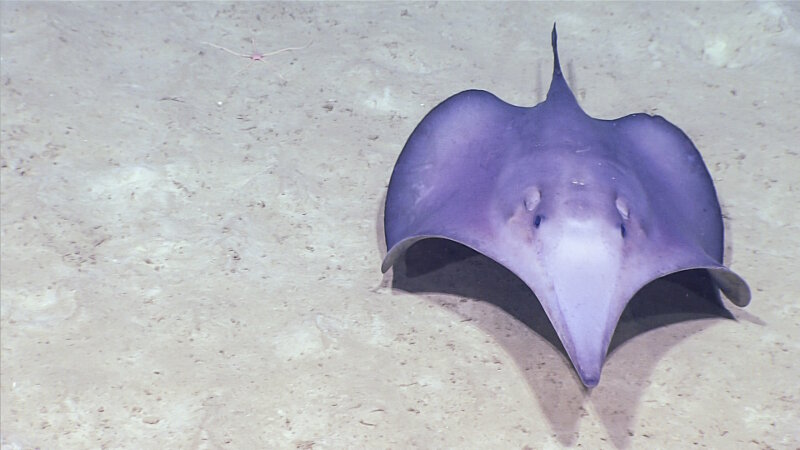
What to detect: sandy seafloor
<box><xmin>1</xmin><ymin>1</ymin><xmax>799</xmax><ymax>448</ymax></box>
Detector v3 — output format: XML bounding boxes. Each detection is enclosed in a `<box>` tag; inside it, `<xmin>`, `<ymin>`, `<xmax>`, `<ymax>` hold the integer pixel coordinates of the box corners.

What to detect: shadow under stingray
<box><xmin>388</xmin><ymin>237</ymin><xmax>734</xmax><ymax>446</ymax></box>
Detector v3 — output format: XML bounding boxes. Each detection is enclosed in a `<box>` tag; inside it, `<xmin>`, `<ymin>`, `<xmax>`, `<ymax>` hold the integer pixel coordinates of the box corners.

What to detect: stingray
<box><xmin>380</xmin><ymin>25</ymin><xmax>751</xmax><ymax>387</ymax></box>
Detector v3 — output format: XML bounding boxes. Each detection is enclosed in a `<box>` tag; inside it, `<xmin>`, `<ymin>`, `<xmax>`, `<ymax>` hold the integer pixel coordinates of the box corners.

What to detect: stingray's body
<box><xmin>381</xmin><ymin>26</ymin><xmax>750</xmax><ymax>387</ymax></box>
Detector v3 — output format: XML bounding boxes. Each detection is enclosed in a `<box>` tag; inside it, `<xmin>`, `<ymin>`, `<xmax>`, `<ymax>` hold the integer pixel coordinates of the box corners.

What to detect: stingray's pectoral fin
<box><xmin>707</xmin><ymin>267</ymin><xmax>751</xmax><ymax>307</ymax></box>
<box><xmin>380</xmin><ymin>236</ymin><xmax>432</xmax><ymax>273</ymax></box>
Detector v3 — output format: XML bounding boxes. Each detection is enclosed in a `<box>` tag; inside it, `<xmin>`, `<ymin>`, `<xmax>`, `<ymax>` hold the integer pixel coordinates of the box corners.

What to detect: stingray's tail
<box><xmin>545</xmin><ymin>23</ymin><xmax>581</xmax><ymax>111</ymax></box>
<box><xmin>551</xmin><ymin>23</ymin><xmax>563</xmax><ymax>78</ymax></box>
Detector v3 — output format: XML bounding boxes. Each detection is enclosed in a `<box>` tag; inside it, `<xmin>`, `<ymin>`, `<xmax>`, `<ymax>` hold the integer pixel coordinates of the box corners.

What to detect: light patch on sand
<box><xmin>1</xmin><ymin>286</ymin><xmax>77</xmax><ymax>327</ymax></box>
<box><xmin>703</xmin><ymin>38</ymin><xmax>732</xmax><ymax>68</ymax></box>
<box><xmin>364</xmin><ymin>87</ymin><xmax>398</xmax><ymax>112</ymax></box>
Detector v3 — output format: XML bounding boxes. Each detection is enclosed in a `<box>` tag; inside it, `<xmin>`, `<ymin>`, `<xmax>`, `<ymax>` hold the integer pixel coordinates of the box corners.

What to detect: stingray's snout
<box><xmin>575</xmin><ymin>360</ymin><xmax>602</xmax><ymax>388</ymax></box>
<box><xmin>550</xmin><ymin>285</ymin><xmax>614</xmax><ymax>387</ymax></box>
<box><xmin>552</xmin><ymin>284</ymin><xmax>611</xmax><ymax>388</ymax></box>
<box><xmin>540</xmin><ymin>221</ymin><xmax>624</xmax><ymax>387</ymax></box>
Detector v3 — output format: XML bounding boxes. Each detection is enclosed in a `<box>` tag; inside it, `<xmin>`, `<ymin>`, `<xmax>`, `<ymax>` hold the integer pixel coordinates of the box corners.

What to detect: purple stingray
<box><xmin>381</xmin><ymin>25</ymin><xmax>750</xmax><ymax>387</ymax></box>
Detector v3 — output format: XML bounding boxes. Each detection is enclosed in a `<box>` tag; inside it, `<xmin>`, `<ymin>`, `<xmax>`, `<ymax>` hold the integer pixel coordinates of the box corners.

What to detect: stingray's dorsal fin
<box><xmin>545</xmin><ymin>23</ymin><xmax>582</xmax><ymax>110</ymax></box>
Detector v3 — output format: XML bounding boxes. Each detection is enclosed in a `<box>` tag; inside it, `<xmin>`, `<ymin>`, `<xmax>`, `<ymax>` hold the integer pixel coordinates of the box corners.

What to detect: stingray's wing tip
<box><xmin>380</xmin><ymin>257</ymin><xmax>392</xmax><ymax>274</ymax></box>
<box><xmin>381</xmin><ymin>236</ymin><xmax>428</xmax><ymax>274</ymax></box>
<box><xmin>381</xmin><ymin>247</ymin><xmax>400</xmax><ymax>273</ymax></box>
<box><xmin>708</xmin><ymin>267</ymin><xmax>751</xmax><ymax>307</ymax></box>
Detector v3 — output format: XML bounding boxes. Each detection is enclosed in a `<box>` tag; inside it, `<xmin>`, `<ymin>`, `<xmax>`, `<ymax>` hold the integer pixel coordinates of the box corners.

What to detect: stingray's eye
<box><xmin>534</xmin><ymin>215</ymin><xmax>544</xmax><ymax>228</ymax></box>
<box><xmin>620</xmin><ymin>223</ymin><xmax>627</xmax><ymax>238</ymax></box>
